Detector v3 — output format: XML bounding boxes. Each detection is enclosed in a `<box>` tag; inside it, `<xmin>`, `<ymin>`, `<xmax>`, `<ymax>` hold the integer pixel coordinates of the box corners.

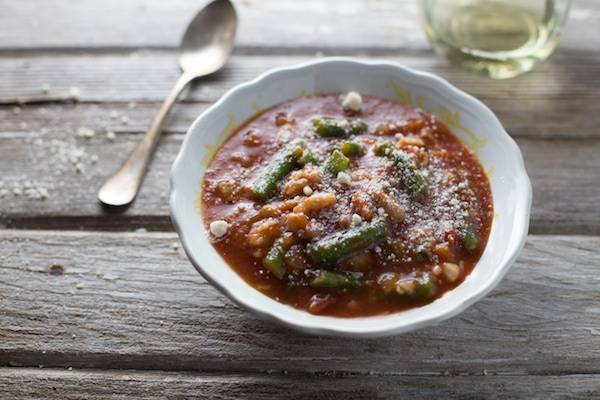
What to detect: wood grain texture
<box><xmin>0</xmin><ymin>0</ymin><xmax>423</xmax><ymax>51</ymax></box>
<box><xmin>1</xmin><ymin>52</ymin><xmax>599</xmax><ymax>105</ymax></box>
<box><xmin>0</xmin><ymin>0</ymin><xmax>598</xmax><ymax>52</ymax></box>
<box><xmin>2</xmin><ymin>91</ymin><xmax>599</xmax><ymax>140</ymax></box>
<box><xmin>0</xmin><ymin>1</ymin><xmax>599</xmax><ymax>398</ymax></box>
<box><xmin>1</xmin><ymin>368</ymin><xmax>600</xmax><ymax>400</ymax></box>
<box><xmin>0</xmin><ymin>53</ymin><xmax>599</xmax><ymax>233</ymax></box>
<box><xmin>1</xmin><ymin>231</ymin><xmax>599</xmax><ymax>375</ymax></box>
<box><xmin>0</xmin><ymin>126</ymin><xmax>598</xmax><ymax>233</ymax></box>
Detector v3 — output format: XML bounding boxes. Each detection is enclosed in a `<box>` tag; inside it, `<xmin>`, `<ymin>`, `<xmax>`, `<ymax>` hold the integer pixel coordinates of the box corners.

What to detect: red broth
<box><xmin>201</xmin><ymin>94</ymin><xmax>492</xmax><ymax>317</ymax></box>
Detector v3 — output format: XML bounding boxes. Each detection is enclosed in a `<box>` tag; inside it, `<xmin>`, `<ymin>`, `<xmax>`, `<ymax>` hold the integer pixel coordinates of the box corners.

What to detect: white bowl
<box><xmin>170</xmin><ymin>57</ymin><xmax>532</xmax><ymax>338</ymax></box>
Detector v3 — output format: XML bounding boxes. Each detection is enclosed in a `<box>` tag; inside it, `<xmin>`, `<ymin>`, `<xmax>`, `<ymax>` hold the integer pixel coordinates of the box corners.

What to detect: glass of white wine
<box><xmin>419</xmin><ymin>0</ymin><xmax>573</xmax><ymax>79</ymax></box>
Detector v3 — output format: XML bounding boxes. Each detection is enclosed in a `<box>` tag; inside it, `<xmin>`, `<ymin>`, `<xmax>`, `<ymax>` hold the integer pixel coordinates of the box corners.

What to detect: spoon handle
<box><xmin>98</xmin><ymin>73</ymin><xmax>194</xmax><ymax>206</ymax></box>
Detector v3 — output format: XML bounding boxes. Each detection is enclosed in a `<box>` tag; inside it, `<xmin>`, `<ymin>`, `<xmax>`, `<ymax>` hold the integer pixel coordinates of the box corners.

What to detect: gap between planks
<box><xmin>3</xmin><ymin>366</ymin><xmax>600</xmax><ymax>379</ymax></box>
<box><xmin>1</xmin><ymin>367</ymin><xmax>599</xmax><ymax>400</ymax></box>
<box><xmin>0</xmin><ymin>46</ymin><xmax>436</xmax><ymax>58</ymax></box>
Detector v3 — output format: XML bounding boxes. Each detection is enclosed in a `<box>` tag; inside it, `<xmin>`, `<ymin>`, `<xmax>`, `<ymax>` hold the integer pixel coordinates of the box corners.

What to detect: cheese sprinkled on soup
<box><xmin>201</xmin><ymin>93</ymin><xmax>492</xmax><ymax>317</ymax></box>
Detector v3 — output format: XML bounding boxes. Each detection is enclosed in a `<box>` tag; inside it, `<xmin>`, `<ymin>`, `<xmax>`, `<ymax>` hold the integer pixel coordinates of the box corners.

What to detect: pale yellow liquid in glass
<box><xmin>420</xmin><ymin>0</ymin><xmax>570</xmax><ymax>79</ymax></box>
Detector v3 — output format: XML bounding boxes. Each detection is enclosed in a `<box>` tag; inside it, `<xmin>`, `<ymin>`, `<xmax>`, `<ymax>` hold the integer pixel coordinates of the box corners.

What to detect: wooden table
<box><xmin>1</xmin><ymin>1</ymin><xmax>599</xmax><ymax>398</ymax></box>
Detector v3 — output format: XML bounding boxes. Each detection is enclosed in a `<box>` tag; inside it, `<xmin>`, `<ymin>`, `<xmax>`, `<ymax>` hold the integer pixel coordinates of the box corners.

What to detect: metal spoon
<box><xmin>98</xmin><ymin>0</ymin><xmax>237</xmax><ymax>206</ymax></box>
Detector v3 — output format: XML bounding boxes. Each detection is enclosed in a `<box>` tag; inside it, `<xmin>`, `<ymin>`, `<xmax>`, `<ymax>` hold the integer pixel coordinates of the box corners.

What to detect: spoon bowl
<box><xmin>178</xmin><ymin>0</ymin><xmax>237</xmax><ymax>76</ymax></box>
<box><xmin>98</xmin><ymin>0</ymin><xmax>237</xmax><ymax>207</ymax></box>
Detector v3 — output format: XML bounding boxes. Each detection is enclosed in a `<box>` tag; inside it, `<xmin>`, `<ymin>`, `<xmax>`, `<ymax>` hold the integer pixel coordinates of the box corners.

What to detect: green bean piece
<box><xmin>312</xmin><ymin>118</ymin><xmax>368</xmax><ymax>137</ymax></box>
<box><xmin>460</xmin><ymin>228</ymin><xmax>479</xmax><ymax>251</ymax></box>
<box><xmin>373</xmin><ymin>140</ymin><xmax>394</xmax><ymax>156</ymax></box>
<box><xmin>412</xmin><ymin>275</ymin><xmax>437</xmax><ymax>299</ymax></box>
<box><xmin>347</xmin><ymin>120</ymin><xmax>368</xmax><ymax>135</ymax></box>
<box><xmin>309</xmin><ymin>270</ymin><xmax>361</xmax><ymax>289</ymax></box>
<box><xmin>374</xmin><ymin>140</ymin><xmax>427</xmax><ymax>197</ymax></box>
<box><xmin>251</xmin><ymin>143</ymin><xmax>304</xmax><ymax>201</ymax></box>
<box><xmin>298</xmin><ymin>148</ymin><xmax>319</xmax><ymax>166</ymax></box>
<box><xmin>262</xmin><ymin>239</ymin><xmax>286</xmax><ymax>279</ymax></box>
<box><xmin>340</xmin><ymin>141</ymin><xmax>363</xmax><ymax>157</ymax></box>
<box><xmin>382</xmin><ymin>274</ymin><xmax>437</xmax><ymax>300</ymax></box>
<box><xmin>324</xmin><ymin>149</ymin><xmax>350</xmax><ymax>175</ymax></box>
<box><xmin>312</xmin><ymin>118</ymin><xmax>346</xmax><ymax>137</ymax></box>
<box><xmin>307</xmin><ymin>217</ymin><xmax>388</xmax><ymax>265</ymax></box>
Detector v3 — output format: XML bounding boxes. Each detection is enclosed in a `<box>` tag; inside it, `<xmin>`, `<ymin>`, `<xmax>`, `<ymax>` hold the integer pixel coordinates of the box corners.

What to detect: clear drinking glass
<box><xmin>419</xmin><ymin>0</ymin><xmax>573</xmax><ymax>79</ymax></box>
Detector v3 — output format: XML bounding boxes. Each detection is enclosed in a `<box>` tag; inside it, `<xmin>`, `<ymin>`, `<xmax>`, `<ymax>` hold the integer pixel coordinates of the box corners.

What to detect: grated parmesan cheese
<box><xmin>76</xmin><ymin>127</ymin><xmax>95</xmax><ymax>139</ymax></box>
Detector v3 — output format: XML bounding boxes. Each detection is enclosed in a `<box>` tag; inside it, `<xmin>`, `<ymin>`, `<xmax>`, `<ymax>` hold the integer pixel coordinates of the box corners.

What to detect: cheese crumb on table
<box><xmin>340</xmin><ymin>91</ymin><xmax>362</xmax><ymax>112</ymax></box>
<box><xmin>69</xmin><ymin>87</ymin><xmax>80</xmax><ymax>98</ymax></box>
<box><xmin>76</xmin><ymin>127</ymin><xmax>95</xmax><ymax>139</ymax></box>
<box><xmin>210</xmin><ymin>220</ymin><xmax>229</xmax><ymax>237</ymax></box>
<box><xmin>45</xmin><ymin>138</ymin><xmax>97</xmax><ymax>176</ymax></box>
<box><xmin>0</xmin><ymin>179</ymin><xmax>52</xmax><ymax>200</ymax></box>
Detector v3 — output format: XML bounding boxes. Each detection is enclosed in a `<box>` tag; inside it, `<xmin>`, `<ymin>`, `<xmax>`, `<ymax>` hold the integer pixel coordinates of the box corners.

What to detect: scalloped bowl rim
<box><xmin>170</xmin><ymin>57</ymin><xmax>532</xmax><ymax>338</ymax></box>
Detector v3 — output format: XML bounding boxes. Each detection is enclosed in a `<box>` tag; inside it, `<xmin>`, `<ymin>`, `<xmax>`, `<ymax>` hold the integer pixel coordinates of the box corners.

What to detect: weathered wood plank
<box><xmin>0</xmin><ymin>0</ymin><xmax>598</xmax><ymax>52</ymax></box>
<box><xmin>1</xmin><ymin>368</ymin><xmax>600</xmax><ymax>399</ymax></box>
<box><xmin>0</xmin><ymin>0</ymin><xmax>423</xmax><ymax>52</ymax></box>
<box><xmin>0</xmin><ymin>128</ymin><xmax>598</xmax><ymax>234</ymax></box>
<box><xmin>1</xmin><ymin>53</ymin><xmax>599</xmax><ymax>105</ymax></box>
<box><xmin>1</xmin><ymin>231</ymin><xmax>599</xmax><ymax>375</ymax></box>
<box><xmin>0</xmin><ymin>102</ymin><xmax>211</xmax><ymax>138</ymax></box>
<box><xmin>2</xmin><ymin>93</ymin><xmax>599</xmax><ymax>140</ymax></box>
